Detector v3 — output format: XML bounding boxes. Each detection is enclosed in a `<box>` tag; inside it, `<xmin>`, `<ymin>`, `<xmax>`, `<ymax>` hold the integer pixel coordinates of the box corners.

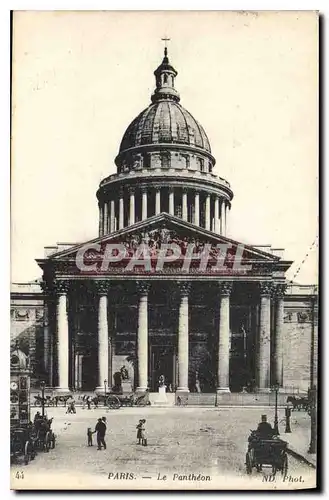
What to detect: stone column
<box><xmin>129</xmin><ymin>188</ymin><xmax>135</xmax><ymax>225</ymax></box>
<box><xmin>103</xmin><ymin>201</ymin><xmax>108</xmax><ymax>235</ymax></box>
<box><xmin>182</xmin><ymin>189</ymin><xmax>188</xmax><ymax>221</ymax></box>
<box><xmin>194</xmin><ymin>191</ymin><xmax>200</xmax><ymax>226</ymax></box>
<box><xmin>176</xmin><ymin>282</ymin><xmax>191</xmax><ymax>395</ymax></box>
<box><xmin>169</xmin><ymin>188</ymin><xmax>175</xmax><ymax>215</ymax></box>
<box><xmin>220</xmin><ymin>200</ymin><xmax>224</xmax><ymax>235</ymax></box>
<box><xmin>110</xmin><ymin>199</ymin><xmax>115</xmax><ymax>233</ymax></box>
<box><xmin>98</xmin><ymin>203</ymin><xmax>104</xmax><ymax>237</ymax></box>
<box><xmin>217</xmin><ymin>281</ymin><xmax>232</xmax><ymax>393</ymax></box>
<box><xmin>274</xmin><ymin>283</ymin><xmax>287</xmax><ymax>387</ymax></box>
<box><xmin>205</xmin><ymin>193</ymin><xmax>211</xmax><ymax>230</ymax></box>
<box><xmin>119</xmin><ymin>190</ymin><xmax>124</xmax><ymax>230</ymax></box>
<box><xmin>41</xmin><ymin>282</ymin><xmax>50</xmax><ymax>376</ymax></box>
<box><xmin>55</xmin><ymin>281</ymin><xmax>70</xmax><ymax>392</ymax></box>
<box><xmin>258</xmin><ymin>282</ymin><xmax>273</xmax><ymax>391</ymax></box>
<box><xmin>95</xmin><ymin>281</ymin><xmax>109</xmax><ymax>391</ymax></box>
<box><xmin>155</xmin><ymin>188</ymin><xmax>161</xmax><ymax>215</ymax></box>
<box><xmin>136</xmin><ymin>281</ymin><xmax>150</xmax><ymax>392</ymax></box>
<box><xmin>142</xmin><ymin>187</ymin><xmax>148</xmax><ymax>220</ymax></box>
<box><xmin>214</xmin><ymin>196</ymin><xmax>220</xmax><ymax>233</ymax></box>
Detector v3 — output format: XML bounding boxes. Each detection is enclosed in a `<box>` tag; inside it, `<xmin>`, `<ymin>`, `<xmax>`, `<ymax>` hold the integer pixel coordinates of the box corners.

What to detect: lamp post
<box><xmin>104</xmin><ymin>379</ymin><xmax>107</xmax><ymax>407</ymax></box>
<box><xmin>40</xmin><ymin>380</ymin><xmax>46</xmax><ymax>417</ymax></box>
<box><xmin>308</xmin><ymin>385</ymin><xmax>317</xmax><ymax>454</ymax></box>
<box><xmin>273</xmin><ymin>383</ymin><xmax>280</xmax><ymax>436</ymax></box>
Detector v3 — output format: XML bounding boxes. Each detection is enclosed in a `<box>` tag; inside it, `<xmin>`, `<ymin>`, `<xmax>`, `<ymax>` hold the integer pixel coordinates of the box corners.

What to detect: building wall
<box><xmin>11</xmin><ymin>282</ymin><xmax>318</xmax><ymax>392</ymax></box>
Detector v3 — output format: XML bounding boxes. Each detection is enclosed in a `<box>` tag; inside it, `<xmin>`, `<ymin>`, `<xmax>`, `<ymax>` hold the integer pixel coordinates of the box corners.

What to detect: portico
<box><xmin>38</xmin><ymin>214</ymin><xmax>290</xmax><ymax>397</ymax></box>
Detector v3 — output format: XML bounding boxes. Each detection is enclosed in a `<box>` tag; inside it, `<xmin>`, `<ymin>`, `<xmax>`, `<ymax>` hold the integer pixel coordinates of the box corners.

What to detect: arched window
<box><xmin>163</xmin><ymin>74</ymin><xmax>168</xmax><ymax>84</ymax></box>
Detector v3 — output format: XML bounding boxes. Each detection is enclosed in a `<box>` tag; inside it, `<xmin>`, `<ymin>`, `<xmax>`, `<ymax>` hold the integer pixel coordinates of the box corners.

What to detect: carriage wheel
<box><xmin>106</xmin><ymin>395</ymin><xmax>121</xmax><ymax>409</ymax></box>
<box><xmin>51</xmin><ymin>434</ymin><xmax>56</xmax><ymax>449</ymax></box>
<box><xmin>245</xmin><ymin>452</ymin><xmax>253</xmax><ymax>475</ymax></box>
<box><xmin>281</xmin><ymin>454</ymin><xmax>288</xmax><ymax>476</ymax></box>
<box><xmin>24</xmin><ymin>441</ymin><xmax>31</xmax><ymax>465</ymax></box>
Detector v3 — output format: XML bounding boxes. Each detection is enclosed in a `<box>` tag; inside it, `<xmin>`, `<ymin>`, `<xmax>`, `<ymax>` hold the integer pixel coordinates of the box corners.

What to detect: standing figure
<box><xmin>136</xmin><ymin>419</ymin><xmax>147</xmax><ymax>446</ymax></box>
<box><xmin>87</xmin><ymin>427</ymin><xmax>93</xmax><ymax>446</ymax></box>
<box><xmin>95</xmin><ymin>417</ymin><xmax>107</xmax><ymax>450</ymax></box>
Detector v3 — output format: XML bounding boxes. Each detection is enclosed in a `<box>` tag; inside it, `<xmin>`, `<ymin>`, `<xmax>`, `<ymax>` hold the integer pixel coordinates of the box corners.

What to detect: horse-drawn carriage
<box><xmin>34</xmin><ymin>393</ymin><xmax>73</xmax><ymax>408</ymax></box>
<box><xmin>33</xmin><ymin>416</ymin><xmax>56</xmax><ymax>452</ymax></box>
<box><xmin>10</xmin><ymin>427</ymin><xmax>36</xmax><ymax>465</ymax></box>
<box><xmin>92</xmin><ymin>392</ymin><xmax>150</xmax><ymax>409</ymax></box>
<box><xmin>246</xmin><ymin>431</ymin><xmax>288</xmax><ymax>476</ymax></box>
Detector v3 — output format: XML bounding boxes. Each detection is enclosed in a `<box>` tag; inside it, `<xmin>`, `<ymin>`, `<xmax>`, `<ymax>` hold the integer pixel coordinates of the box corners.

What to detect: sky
<box><xmin>11</xmin><ymin>10</ymin><xmax>318</xmax><ymax>284</ymax></box>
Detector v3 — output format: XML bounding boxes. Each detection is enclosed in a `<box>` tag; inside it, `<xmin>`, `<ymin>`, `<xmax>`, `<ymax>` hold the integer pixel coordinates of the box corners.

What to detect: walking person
<box><xmin>94</xmin><ymin>418</ymin><xmax>107</xmax><ymax>450</ymax></box>
<box><xmin>86</xmin><ymin>395</ymin><xmax>91</xmax><ymax>410</ymax></box>
<box><xmin>136</xmin><ymin>419</ymin><xmax>147</xmax><ymax>446</ymax></box>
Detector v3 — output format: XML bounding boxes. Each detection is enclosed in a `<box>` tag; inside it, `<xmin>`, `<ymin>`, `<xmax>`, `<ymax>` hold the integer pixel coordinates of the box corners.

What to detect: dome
<box><xmin>119</xmin><ymin>100</ymin><xmax>211</xmax><ymax>154</ymax></box>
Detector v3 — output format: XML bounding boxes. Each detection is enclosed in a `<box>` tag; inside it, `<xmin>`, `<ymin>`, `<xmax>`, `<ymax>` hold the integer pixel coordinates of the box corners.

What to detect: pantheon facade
<box><xmin>11</xmin><ymin>48</ymin><xmax>317</xmax><ymax>399</ymax></box>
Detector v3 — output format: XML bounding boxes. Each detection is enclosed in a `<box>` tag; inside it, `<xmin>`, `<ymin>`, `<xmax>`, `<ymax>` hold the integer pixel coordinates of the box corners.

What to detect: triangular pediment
<box><xmin>48</xmin><ymin>213</ymin><xmax>279</xmax><ymax>262</ymax></box>
<box><xmin>38</xmin><ymin>213</ymin><xmax>289</xmax><ymax>278</ymax></box>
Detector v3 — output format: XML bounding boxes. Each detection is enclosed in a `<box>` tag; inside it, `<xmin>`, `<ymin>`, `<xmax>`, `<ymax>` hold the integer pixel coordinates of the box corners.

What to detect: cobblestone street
<box><xmin>11</xmin><ymin>406</ymin><xmax>315</xmax><ymax>490</ymax></box>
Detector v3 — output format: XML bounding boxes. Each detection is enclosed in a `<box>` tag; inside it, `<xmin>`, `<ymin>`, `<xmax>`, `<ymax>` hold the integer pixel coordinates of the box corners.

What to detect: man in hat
<box><xmin>256</xmin><ymin>415</ymin><xmax>275</xmax><ymax>439</ymax></box>
<box><xmin>94</xmin><ymin>417</ymin><xmax>107</xmax><ymax>450</ymax></box>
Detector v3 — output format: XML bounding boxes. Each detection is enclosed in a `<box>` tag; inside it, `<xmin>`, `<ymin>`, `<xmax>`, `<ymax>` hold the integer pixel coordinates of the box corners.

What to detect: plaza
<box><xmin>11</xmin><ymin>406</ymin><xmax>315</xmax><ymax>490</ymax></box>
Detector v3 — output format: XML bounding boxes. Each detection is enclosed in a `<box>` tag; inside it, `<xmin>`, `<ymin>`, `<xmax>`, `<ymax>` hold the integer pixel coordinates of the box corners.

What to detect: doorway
<box><xmin>150</xmin><ymin>345</ymin><xmax>176</xmax><ymax>392</ymax></box>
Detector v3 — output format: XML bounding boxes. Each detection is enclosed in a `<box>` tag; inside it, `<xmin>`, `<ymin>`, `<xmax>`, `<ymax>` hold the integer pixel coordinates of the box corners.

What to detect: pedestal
<box><xmin>122</xmin><ymin>380</ymin><xmax>132</xmax><ymax>393</ymax></box>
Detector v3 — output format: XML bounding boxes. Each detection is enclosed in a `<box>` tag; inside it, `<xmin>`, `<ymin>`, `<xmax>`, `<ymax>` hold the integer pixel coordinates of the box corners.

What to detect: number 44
<box><xmin>15</xmin><ymin>471</ymin><xmax>24</xmax><ymax>479</ymax></box>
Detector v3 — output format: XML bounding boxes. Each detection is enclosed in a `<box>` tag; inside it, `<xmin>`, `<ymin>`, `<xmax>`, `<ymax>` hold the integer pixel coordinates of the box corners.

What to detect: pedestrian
<box><xmin>86</xmin><ymin>396</ymin><xmax>91</xmax><ymax>410</ymax></box>
<box><xmin>136</xmin><ymin>419</ymin><xmax>147</xmax><ymax>446</ymax></box>
<box><xmin>87</xmin><ymin>427</ymin><xmax>93</xmax><ymax>446</ymax></box>
<box><xmin>94</xmin><ymin>417</ymin><xmax>107</xmax><ymax>450</ymax></box>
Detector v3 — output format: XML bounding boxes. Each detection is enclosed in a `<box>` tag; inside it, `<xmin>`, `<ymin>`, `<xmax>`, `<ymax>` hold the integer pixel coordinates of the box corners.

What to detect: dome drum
<box><xmin>115</xmin><ymin>147</ymin><xmax>215</xmax><ymax>175</ymax></box>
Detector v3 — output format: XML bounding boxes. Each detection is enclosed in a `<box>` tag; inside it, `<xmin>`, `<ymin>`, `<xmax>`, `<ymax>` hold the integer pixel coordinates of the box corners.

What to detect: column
<box><xmin>258</xmin><ymin>282</ymin><xmax>273</xmax><ymax>391</ymax></box>
<box><xmin>274</xmin><ymin>283</ymin><xmax>286</xmax><ymax>387</ymax></box>
<box><xmin>103</xmin><ymin>201</ymin><xmax>108</xmax><ymax>235</ymax></box>
<box><xmin>55</xmin><ymin>280</ymin><xmax>70</xmax><ymax>392</ymax></box>
<box><xmin>136</xmin><ymin>281</ymin><xmax>150</xmax><ymax>392</ymax></box>
<box><xmin>217</xmin><ymin>281</ymin><xmax>232</xmax><ymax>393</ymax></box>
<box><xmin>214</xmin><ymin>196</ymin><xmax>220</xmax><ymax>233</ymax></box>
<box><xmin>96</xmin><ymin>281</ymin><xmax>109</xmax><ymax>391</ymax></box>
<box><xmin>225</xmin><ymin>203</ymin><xmax>229</xmax><ymax>237</ymax></box>
<box><xmin>169</xmin><ymin>188</ymin><xmax>175</xmax><ymax>215</ymax></box>
<box><xmin>223</xmin><ymin>202</ymin><xmax>227</xmax><ymax>236</ymax></box>
<box><xmin>220</xmin><ymin>200</ymin><xmax>224</xmax><ymax>235</ymax></box>
<box><xmin>98</xmin><ymin>203</ymin><xmax>104</xmax><ymax>237</ymax></box>
<box><xmin>43</xmin><ymin>299</ymin><xmax>50</xmax><ymax>374</ymax></box>
<box><xmin>110</xmin><ymin>199</ymin><xmax>115</xmax><ymax>233</ymax></box>
<box><xmin>142</xmin><ymin>188</ymin><xmax>148</xmax><ymax>220</ymax></box>
<box><xmin>119</xmin><ymin>189</ymin><xmax>124</xmax><ymax>230</ymax></box>
<box><xmin>182</xmin><ymin>189</ymin><xmax>188</xmax><ymax>221</ymax></box>
<box><xmin>176</xmin><ymin>281</ymin><xmax>191</xmax><ymax>394</ymax></box>
<box><xmin>129</xmin><ymin>188</ymin><xmax>135</xmax><ymax>225</ymax></box>
<box><xmin>194</xmin><ymin>191</ymin><xmax>200</xmax><ymax>226</ymax></box>
<box><xmin>205</xmin><ymin>193</ymin><xmax>211</xmax><ymax>230</ymax></box>
<box><xmin>155</xmin><ymin>188</ymin><xmax>161</xmax><ymax>215</ymax></box>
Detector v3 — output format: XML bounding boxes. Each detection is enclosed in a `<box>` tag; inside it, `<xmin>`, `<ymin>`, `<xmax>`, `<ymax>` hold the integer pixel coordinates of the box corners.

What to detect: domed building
<box><xmin>96</xmin><ymin>47</ymin><xmax>233</xmax><ymax>237</ymax></box>
<box><xmin>11</xmin><ymin>48</ymin><xmax>317</xmax><ymax>402</ymax></box>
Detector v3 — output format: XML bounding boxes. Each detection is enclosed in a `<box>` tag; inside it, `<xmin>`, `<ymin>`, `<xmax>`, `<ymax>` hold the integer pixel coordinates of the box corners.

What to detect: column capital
<box><xmin>141</xmin><ymin>185</ymin><xmax>148</xmax><ymax>193</ymax></box>
<box><xmin>177</xmin><ymin>281</ymin><xmax>191</xmax><ymax>297</ymax></box>
<box><xmin>182</xmin><ymin>187</ymin><xmax>189</xmax><ymax>194</ymax></box>
<box><xmin>119</xmin><ymin>187</ymin><xmax>124</xmax><ymax>197</ymax></box>
<box><xmin>259</xmin><ymin>281</ymin><xmax>274</xmax><ymax>297</ymax></box>
<box><xmin>273</xmin><ymin>282</ymin><xmax>288</xmax><ymax>299</ymax></box>
<box><xmin>40</xmin><ymin>281</ymin><xmax>52</xmax><ymax>295</ymax></box>
<box><xmin>53</xmin><ymin>280</ymin><xmax>70</xmax><ymax>295</ymax></box>
<box><xmin>218</xmin><ymin>281</ymin><xmax>233</xmax><ymax>296</ymax></box>
<box><xmin>128</xmin><ymin>186</ymin><xmax>135</xmax><ymax>195</ymax></box>
<box><xmin>95</xmin><ymin>280</ymin><xmax>110</xmax><ymax>296</ymax></box>
<box><xmin>136</xmin><ymin>281</ymin><xmax>150</xmax><ymax>296</ymax></box>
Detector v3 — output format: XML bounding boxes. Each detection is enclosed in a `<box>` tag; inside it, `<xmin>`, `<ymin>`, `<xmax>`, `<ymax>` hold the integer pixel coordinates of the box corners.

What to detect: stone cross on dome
<box><xmin>161</xmin><ymin>36</ymin><xmax>171</xmax><ymax>57</ymax></box>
